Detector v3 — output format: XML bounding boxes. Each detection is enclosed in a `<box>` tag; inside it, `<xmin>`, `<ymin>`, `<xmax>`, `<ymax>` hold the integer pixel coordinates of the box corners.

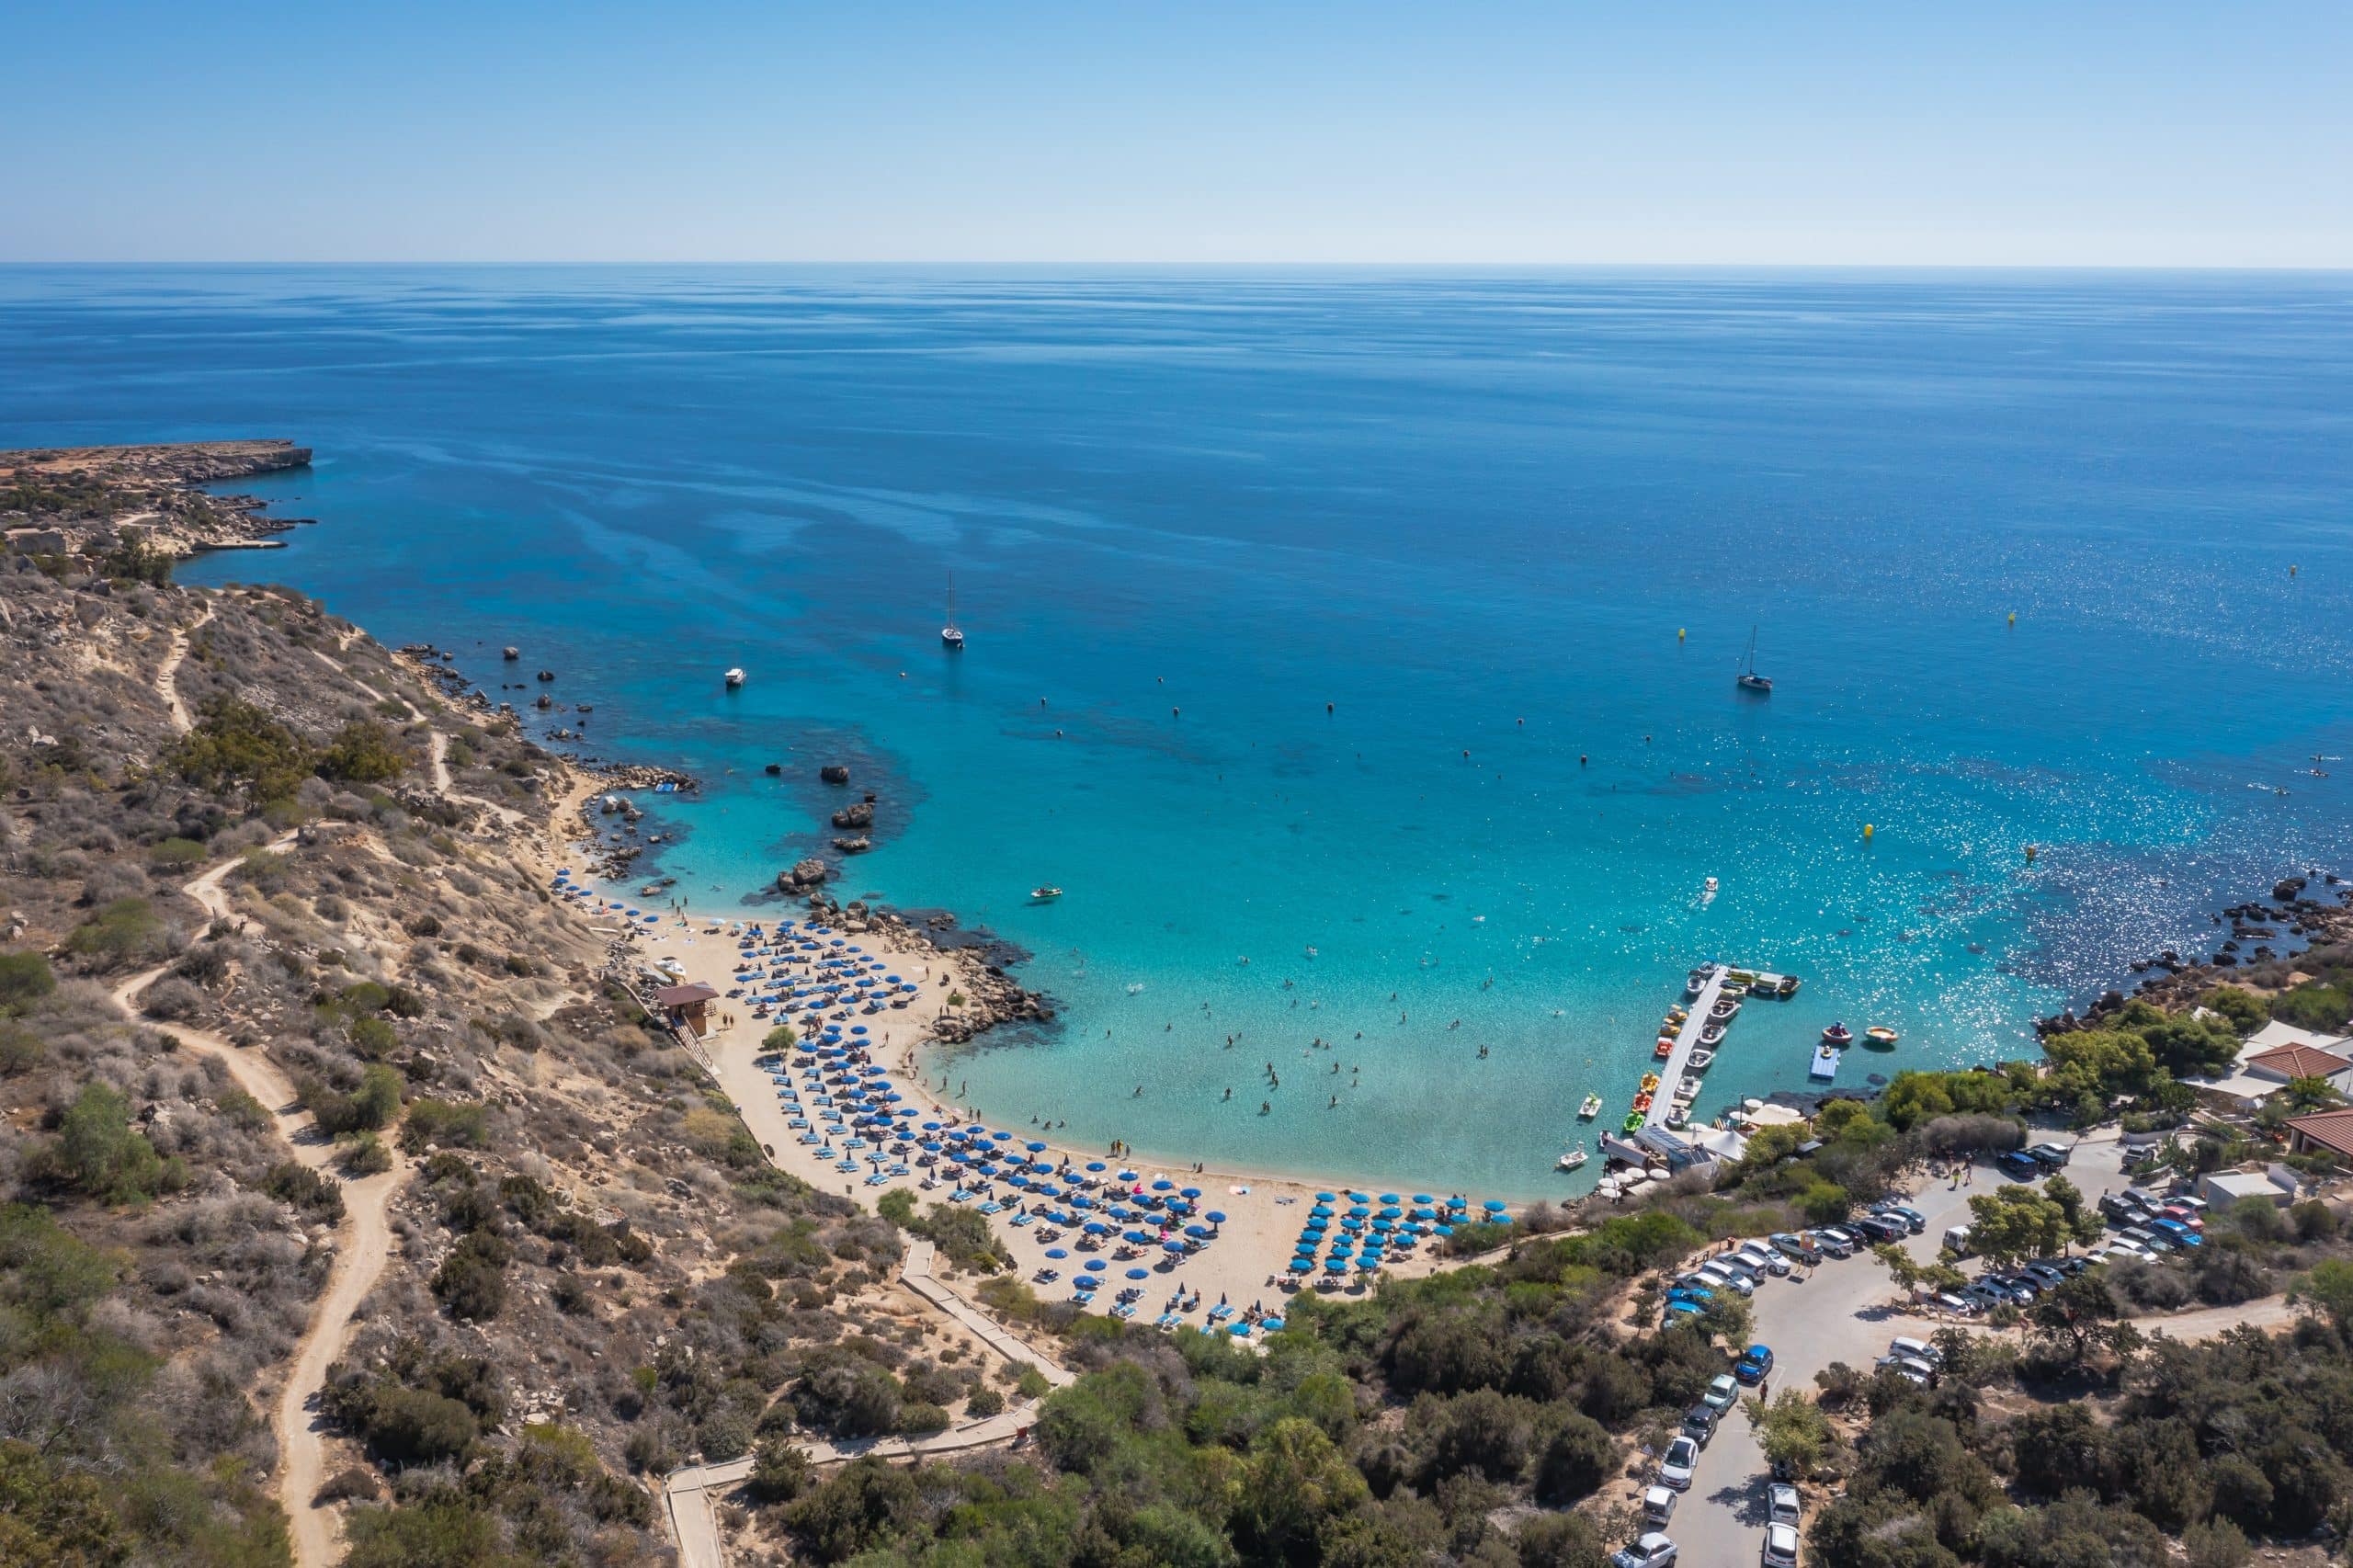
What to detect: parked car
<box><xmin>1770</xmin><ymin>1233</ymin><xmax>1821</xmax><ymax>1266</ymax></box>
<box><xmin>1996</xmin><ymin>1150</ymin><xmax>2042</xmax><ymax>1179</ymax></box>
<box><xmin>1960</xmin><ymin>1283</ymin><xmax>2011</xmax><ymax>1311</ymax></box>
<box><xmin>2027</xmin><ymin>1142</ymin><xmax>2073</xmax><ymax>1168</ymax></box>
<box><xmin>1703</xmin><ymin>1374</ymin><xmax>1741</xmax><ymax>1412</ymax></box>
<box><xmin>1713</xmin><ymin>1253</ymin><xmax>1766</xmax><ymax>1284</ymax></box>
<box><xmin>2120</xmin><ymin>1225</ymin><xmax>2176</xmax><ymax>1255</ymax></box>
<box><xmin>1816</xmin><ymin>1227</ymin><xmax>1861</xmax><ymax>1256</ymax></box>
<box><xmin>2149</xmin><ymin>1217</ymin><xmax>2203</xmax><ymax>1247</ymax></box>
<box><xmin>2097</xmin><ymin>1192</ymin><xmax>2143</xmax><ymax>1222</ymax></box>
<box><xmin>1610</xmin><ymin>1532</ymin><xmax>1678</xmax><ymax>1568</ymax></box>
<box><xmin>1762</xmin><ymin>1521</ymin><xmax>1801</xmax><ymax>1567</ymax></box>
<box><xmin>1935</xmin><ymin>1291</ymin><xmax>1980</xmax><ymax>1315</ymax></box>
<box><xmin>1643</xmin><ymin>1484</ymin><xmax>1679</xmax><ymax>1525</ymax></box>
<box><xmin>2053</xmin><ymin>1256</ymin><xmax>2092</xmax><ymax>1277</ymax></box>
<box><xmin>1658</xmin><ymin>1436</ymin><xmax>1700</xmax><ymax>1491</ymax></box>
<box><xmin>1877</xmin><ymin>1203</ymin><xmax>1927</xmax><ymax>1233</ymax></box>
<box><xmin>1683</xmin><ymin>1403</ymin><xmax>1719</xmax><ymax>1444</ymax></box>
<box><xmin>1987</xmin><ymin>1271</ymin><xmax>2040</xmax><ymax>1301</ymax></box>
<box><xmin>1735</xmin><ymin>1244</ymin><xmax>1793</xmax><ymax>1278</ymax></box>
<box><xmin>1736</xmin><ymin>1345</ymin><xmax>1776</xmax><ymax>1385</ymax></box>
<box><xmin>1853</xmin><ymin>1214</ymin><xmax>1907</xmax><ymax>1244</ymax></box>
<box><xmin>1768</xmin><ymin>1483</ymin><xmax>1802</xmax><ymax>1528</ymax></box>
<box><xmin>2157</xmin><ymin>1203</ymin><xmax>2206</xmax><ymax>1232</ymax></box>
<box><xmin>1876</xmin><ymin>1353</ymin><xmax>1936</xmax><ymax>1386</ymax></box>
<box><xmin>2021</xmin><ymin>1263</ymin><xmax>2069</xmax><ymax>1290</ymax></box>
<box><xmin>1697</xmin><ymin>1265</ymin><xmax>1756</xmax><ymax>1297</ymax></box>
<box><xmin>1663</xmin><ymin>1300</ymin><xmax>1705</xmax><ymax>1324</ymax></box>
<box><xmin>1670</xmin><ymin>1275</ymin><xmax>1719</xmax><ymax>1299</ymax></box>
<box><xmin>1887</xmin><ymin>1335</ymin><xmax>1942</xmax><ymax>1367</ymax></box>
<box><xmin>2170</xmin><ymin>1194</ymin><xmax>2210</xmax><ymax>1218</ymax></box>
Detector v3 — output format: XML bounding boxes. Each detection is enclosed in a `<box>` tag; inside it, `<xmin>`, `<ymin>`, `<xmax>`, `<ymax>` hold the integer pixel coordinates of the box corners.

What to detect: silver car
<box><xmin>1762</xmin><ymin>1521</ymin><xmax>1800</xmax><ymax>1567</ymax></box>
<box><xmin>1768</xmin><ymin>1483</ymin><xmax>1801</xmax><ymax>1528</ymax></box>
<box><xmin>1735</xmin><ymin>1244</ymin><xmax>1792</xmax><ymax>1278</ymax></box>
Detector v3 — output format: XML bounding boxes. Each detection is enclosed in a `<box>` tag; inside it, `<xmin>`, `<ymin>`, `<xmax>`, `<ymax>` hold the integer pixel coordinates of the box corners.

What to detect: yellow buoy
<box><xmin>1863</xmin><ymin>823</ymin><xmax>1875</xmax><ymax>839</ymax></box>
<box><xmin>2291</xmin><ymin>564</ymin><xmax>2300</xmax><ymax>577</ymax></box>
<box><xmin>2025</xmin><ymin>844</ymin><xmax>2039</xmax><ymax>863</ymax></box>
<box><xmin>2007</xmin><ymin>611</ymin><xmax>2017</xmax><ymax>625</ymax></box>
<box><xmin>1677</xmin><ymin>627</ymin><xmax>1687</xmax><ymax>642</ymax></box>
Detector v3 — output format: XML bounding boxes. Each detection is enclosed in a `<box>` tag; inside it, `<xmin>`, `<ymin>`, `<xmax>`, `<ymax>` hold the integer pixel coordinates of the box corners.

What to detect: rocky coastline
<box><xmin>2037</xmin><ymin>870</ymin><xmax>2353</xmax><ymax>1037</ymax></box>
<box><xmin>1</xmin><ymin>438</ymin><xmax>313</xmax><ymax>558</ymax></box>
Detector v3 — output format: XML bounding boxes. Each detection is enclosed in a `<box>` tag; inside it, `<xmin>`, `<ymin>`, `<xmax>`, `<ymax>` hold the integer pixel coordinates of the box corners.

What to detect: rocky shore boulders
<box><xmin>830</xmin><ymin>801</ymin><xmax>874</xmax><ymax>830</ymax></box>
<box><xmin>778</xmin><ymin>858</ymin><xmax>829</xmax><ymax>892</ymax></box>
<box><xmin>820</xmin><ymin>764</ymin><xmax>851</xmax><ymax>785</ymax></box>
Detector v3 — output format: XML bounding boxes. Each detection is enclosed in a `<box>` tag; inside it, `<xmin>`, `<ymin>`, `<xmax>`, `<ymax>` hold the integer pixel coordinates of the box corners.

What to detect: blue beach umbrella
<box><xmin>1229</xmin><ymin>1324</ymin><xmax>1250</xmax><ymax>1336</ymax></box>
<box><xmin>1260</xmin><ymin>1318</ymin><xmax>1284</xmax><ymax>1332</ymax></box>
<box><xmin>1125</xmin><ymin>1267</ymin><xmax>1150</xmax><ymax>1280</ymax></box>
<box><xmin>1287</xmin><ymin>1257</ymin><xmax>1313</xmax><ymax>1272</ymax></box>
<box><xmin>1348</xmin><ymin>1205</ymin><xmax>1370</xmax><ymax>1219</ymax></box>
<box><xmin>1151</xmin><ymin>1178</ymin><xmax>1174</xmax><ymax>1192</ymax></box>
<box><xmin>1184</xmin><ymin>1224</ymin><xmax>1209</xmax><ymax>1237</ymax></box>
<box><xmin>1162</xmin><ymin>1240</ymin><xmax>1186</xmax><ymax>1255</ymax></box>
<box><xmin>1483</xmin><ymin>1199</ymin><xmax>1507</xmax><ymax>1213</ymax></box>
<box><xmin>1027</xmin><ymin>1142</ymin><xmax>1047</xmax><ymax>1153</ymax></box>
<box><xmin>1180</xmin><ymin>1187</ymin><xmax>1201</xmax><ymax>1199</ymax></box>
<box><xmin>1083</xmin><ymin>1221</ymin><xmax>1108</xmax><ymax>1234</ymax></box>
<box><xmin>1315</xmin><ymin>1192</ymin><xmax>1335</xmax><ymax>1202</ymax></box>
<box><xmin>1324</xmin><ymin>1258</ymin><xmax>1347</xmax><ymax>1273</ymax></box>
<box><xmin>1086</xmin><ymin>1162</ymin><xmax>1107</xmax><ymax>1172</ymax></box>
<box><xmin>1379</xmin><ymin>1194</ymin><xmax>1400</xmax><ymax>1205</ymax></box>
<box><xmin>1206</xmin><ymin>1210</ymin><xmax>1226</xmax><ymax>1224</ymax></box>
<box><xmin>1045</xmin><ymin>1248</ymin><xmax>1068</xmax><ymax>1259</ymax></box>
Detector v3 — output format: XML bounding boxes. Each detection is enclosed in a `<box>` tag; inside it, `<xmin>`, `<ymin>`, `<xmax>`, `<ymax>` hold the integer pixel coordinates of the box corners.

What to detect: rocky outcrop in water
<box><xmin>778</xmin><ymin>858</ymin><xmax>829</xmax><ymax>892</ymax></box>
<box><xmin>830</xmin><ymin>801</ymin><xmax>874</xmax><ymax>830</ymax></box>
<box><xmin>820</xmin><ymin>764</ymin><xmax>851</xmax><ymax>786</ymax></box>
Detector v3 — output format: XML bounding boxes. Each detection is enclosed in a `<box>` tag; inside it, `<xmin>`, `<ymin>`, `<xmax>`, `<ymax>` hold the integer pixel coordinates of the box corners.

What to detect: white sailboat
<box><xmin>941</xmin><ymin>576</ymin><xmax>965</xmax><ymax>650</ymax></box>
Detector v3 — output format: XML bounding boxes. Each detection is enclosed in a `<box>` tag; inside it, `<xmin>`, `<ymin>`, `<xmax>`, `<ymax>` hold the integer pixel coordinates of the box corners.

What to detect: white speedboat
<box><xmin>1557</xmin><ymin>1147</ymin><xmax>1589</xmax><ymax>1172</ymax></box>
<box><xmin>724</xmin><ymin>666</ymin><xmax>745</xmax><ymax>688</ymax></box>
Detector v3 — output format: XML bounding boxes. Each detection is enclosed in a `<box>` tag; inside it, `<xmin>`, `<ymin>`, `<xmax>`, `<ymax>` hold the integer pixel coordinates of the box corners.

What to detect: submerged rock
<box><xmin>819</xmin><ymin>764</ymin><xmax>851</xmax><ymax>786</ymax></box>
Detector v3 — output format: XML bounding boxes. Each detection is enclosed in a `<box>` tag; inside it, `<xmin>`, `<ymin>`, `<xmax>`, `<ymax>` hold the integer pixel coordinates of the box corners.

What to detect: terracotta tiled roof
<box><xmin>2286</xmin><ymin>1108</ymin><xmax>2353</xmax><ymax>1158</ymax></box>
<box><xmin>2249</xmin><ymin>1044</ymin><xmax>2353</xmax><ymax>1080</ymax></box>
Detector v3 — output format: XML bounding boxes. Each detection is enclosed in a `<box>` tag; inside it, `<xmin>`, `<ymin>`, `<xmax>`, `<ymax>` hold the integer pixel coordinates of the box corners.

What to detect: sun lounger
<box><xmin>979</xmin><ymin>1201</ymin><xmax>1003</xmax><ymax>1215</ymax></box>
<box><xmin>1009</xmin><ymin>1212</ymin><xmax>1034</xmax><ymax>1227</ymax></box>
<box><xmin>1154</xmin><ymin>1312</ymin><xmax>1180</xmax><ymax>1332</ymax></box>
<box><xmin>1070</xmin><ymin>1290</ymin><xmax>1096</xmax><ymax>1306</ymax></box>
<box><xmin>1111</xmin><ymin>1303</ymin><xmax>1136</xmax><ymax>1321</ymax></box>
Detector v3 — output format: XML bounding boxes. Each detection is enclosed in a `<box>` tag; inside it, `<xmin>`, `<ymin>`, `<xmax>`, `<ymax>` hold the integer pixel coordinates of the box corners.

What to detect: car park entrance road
<box><xmin>1658</xmin><ymin>1135</ymin><xmax>2132</xmax><ymax>1567</ymax></box>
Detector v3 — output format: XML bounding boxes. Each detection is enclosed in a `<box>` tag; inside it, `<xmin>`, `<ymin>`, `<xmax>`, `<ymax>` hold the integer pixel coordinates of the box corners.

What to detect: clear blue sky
<box><xmin>9</xmin><ymin>1</ymin><xmax>2348</xmax><ymax>266</ymax></box>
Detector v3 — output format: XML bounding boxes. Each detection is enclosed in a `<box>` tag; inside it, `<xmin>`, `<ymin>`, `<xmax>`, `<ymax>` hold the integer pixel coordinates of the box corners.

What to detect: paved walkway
<box><xmin>662</xmin><ymin>1244</ymin><xmax>1076</xmax><ymax>1568</ymax></box>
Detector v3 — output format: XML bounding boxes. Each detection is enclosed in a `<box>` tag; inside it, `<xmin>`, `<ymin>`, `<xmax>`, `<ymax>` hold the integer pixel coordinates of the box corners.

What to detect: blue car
<box><xmin>1662</xmin><ymin>1300</ymin><xmax>1704</xmax><ymax>1323</ymax></box>
<box><xmin>2149</xmin><ymin>1217</ymin><xmax>2203</xmax><ymax>1247</ymax></box>
<box><xmin>1665</xmin><ymin>1285</ymin><xmax>1715</xmax><ymax>1305</ymax></box>
<box><xmin>1735</xmin><ymin>1344</ymin><xmax>1776</xmax><ymax>1384</ymax></box>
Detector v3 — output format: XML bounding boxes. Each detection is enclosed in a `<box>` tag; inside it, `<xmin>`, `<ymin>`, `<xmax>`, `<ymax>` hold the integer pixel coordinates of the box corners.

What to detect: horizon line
<box><xmin>5</xmin><ymin>258</ymin><xmax>2352</xmax><ymax>276</ymax></box>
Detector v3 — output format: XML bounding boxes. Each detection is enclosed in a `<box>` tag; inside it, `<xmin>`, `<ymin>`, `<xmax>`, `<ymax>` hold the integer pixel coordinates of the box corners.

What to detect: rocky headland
<box><xmin>2</xmin><ymin>438</ymin><xmax>314</xmax><ymax>559</ymax></box>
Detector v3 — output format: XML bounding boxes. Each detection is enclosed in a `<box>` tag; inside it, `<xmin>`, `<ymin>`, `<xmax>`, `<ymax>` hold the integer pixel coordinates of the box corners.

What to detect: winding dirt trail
<box><xmin>114</xmin><ymin>842</ymin><xmax>406</xmax><ymax>1568</ymax></box>
<box><xmin>156</xmin><ymin>603</ymin><xmax>213</xmax><ymax>733</ymax></box>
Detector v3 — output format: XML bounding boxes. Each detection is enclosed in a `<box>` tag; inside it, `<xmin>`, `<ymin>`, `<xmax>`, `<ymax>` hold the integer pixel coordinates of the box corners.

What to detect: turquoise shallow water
<box><xmin>7</xmin><ymin>266</ymin><xmax>2353</xmax><ymax>1197</ymax></box>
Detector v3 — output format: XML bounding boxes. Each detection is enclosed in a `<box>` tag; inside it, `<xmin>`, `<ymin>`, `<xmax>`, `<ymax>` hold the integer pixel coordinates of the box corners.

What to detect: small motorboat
<box><xmin>1703</xmin><ymin>876</ymin><xmax>1719</xmax><ymax>894</ymax></box>
<box><xmin>1557</xmin><ymin>1147</ymin><xmax>1589</xmax><ymax>1172</ymax></box>
<box><xmin>1578</xmin><ymin>1093</ymin><xmax>1604</xmax><ymax>1119</ymax></box>
<box><xmin>1710</xmin><ymin>997</ymin><xmax>1741</xmax><ymax>1022</ymax></box>
<box><xmin>724</xmin><ymin>666</ymin><xmax>745</xmax><ymax>688</ymax></box>
<box><xmin>1685</xmin><ymin>967</ymin><xmax>1713</xmax><ymax>996</ymax></box>
<box><xmin>1699</xmin><ymin>1023</ymin><xmax>1726</xmax><ymax>1047</ymax></box>
<box><xmin>1720</xmin><ymin>982</ymin><xmax>1749</xmax><ymax>1000</ymax></box>
<box><xmin>1776</xmin><ymin>975</ymin><xmax>1802</xmax><ymax>998</ymax></box>
<box><xmin>1821</xmin><ymin>1022</ymin><xmax>1854</xmax><ymax>1047</ymax></box>
<box><xmin>1030</xmin><ymin>886</ymin><xmax>1063</xmax><ymax>902</ymax></box>
<box><xmin>1688</xmin><ymin>1048</ymin><xmax>1715</xmax><ymax>1071</ymax></box>
<box><xmin>1864</xmin><ymin>1025</ymin><xmax>1900</xmax><ymax>1049</ymax></box>
<box><xmin>1665</xmin><ymin>1105</ymin><xmax>1688</xmax><ymax>1129</ymax></box>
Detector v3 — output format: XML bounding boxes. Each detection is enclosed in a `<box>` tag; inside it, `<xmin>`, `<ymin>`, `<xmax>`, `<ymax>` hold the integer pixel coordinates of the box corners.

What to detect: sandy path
<box><xmin>427</xmin><ymin>728</ymin><xmax>452</xmax><ymax>794</ymax></box>
<box><xmin>662</xmin><ymin>1241</ymin><xmax>1075</xmax><ymax>1568</ymax></box>
<box><xmin>116</xmin><ymin>839</ymin><xmax>407</xmax><ymax>1568</ymax></box>
<box><xmin>157</xmin><ymin>603</ymin><xmax>213</xmax><ymax>732</ymax></box>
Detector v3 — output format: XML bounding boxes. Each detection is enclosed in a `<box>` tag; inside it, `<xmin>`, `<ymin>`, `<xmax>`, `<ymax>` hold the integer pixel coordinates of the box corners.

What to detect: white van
<box><xmin>1643</xmin><ymin>1484</ymin><xmax>1678</xmax><ymax>1525</ymax></box>
<box><xmin>1941</xmin><ymin>1224</ymin><xmax>1974</xmax><ymax>1257</ymax></box>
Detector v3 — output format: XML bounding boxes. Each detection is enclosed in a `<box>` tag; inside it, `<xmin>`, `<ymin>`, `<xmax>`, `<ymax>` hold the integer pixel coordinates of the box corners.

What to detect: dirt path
<box><xmin>157</xmin><ymin>603</ymin><xmax>213</xmax><ymax>733</ymax></box>
<box><xmin>115</xmin><ymin>840</ymin><xmax>407</xmax><ymax>1568</ymax></box>
<box><xmin>662</xmin><ymin>1241</ymin><xmax>1075</xmax><ymax>1568</ymax></box>
<box><xmin>428</xmin><ymin>729</ymin><xmax>453</xmax><ymax>794</ymax></box>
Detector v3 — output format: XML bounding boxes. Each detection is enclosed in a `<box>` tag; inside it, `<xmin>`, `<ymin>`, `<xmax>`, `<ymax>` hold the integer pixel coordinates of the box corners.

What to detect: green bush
<box><xmin>147</xmin><ymin>837</ymin><xmax>208</xmax><ymax>870</ymax></box>
<box><xmin>0</xmin><ymin>952</ymin><xmax>57</xmax><ymax>1014</ymax></box>
<box><xmin>63</xmin><ymin>898</ymin><xmax>165</xmax><ymax>971</ymax></box>
<box><xmin>401</xmin><ymin>1096</ymin><xmax>490</xmax><ymax>1152</ymax></box>
<box><xmin>47</xmin><ymin>1082</ymin><xmax>180</xmax><ymax>1203</ymax></box>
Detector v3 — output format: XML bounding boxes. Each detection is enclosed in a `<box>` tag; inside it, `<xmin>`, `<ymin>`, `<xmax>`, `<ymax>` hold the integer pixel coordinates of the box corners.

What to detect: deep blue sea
<box><xmin>7</xmin><ymin>266</ymin><xmax>2352</xmax><ymax>1196</ymax></box>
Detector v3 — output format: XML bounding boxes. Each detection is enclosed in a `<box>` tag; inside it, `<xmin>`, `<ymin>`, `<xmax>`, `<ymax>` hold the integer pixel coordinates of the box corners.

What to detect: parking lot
<box><xmin>1649</xmin><ymin>1133</ymin><xmax>2133</xmax><ymax>1566</ymax></box>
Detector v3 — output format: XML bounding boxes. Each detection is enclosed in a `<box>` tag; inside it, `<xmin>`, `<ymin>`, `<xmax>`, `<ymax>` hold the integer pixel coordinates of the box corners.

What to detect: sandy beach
<box><xmin>531</xmin><ymin>774</ymin><xmax>1495</xmax><ymax>1329</ymax></box>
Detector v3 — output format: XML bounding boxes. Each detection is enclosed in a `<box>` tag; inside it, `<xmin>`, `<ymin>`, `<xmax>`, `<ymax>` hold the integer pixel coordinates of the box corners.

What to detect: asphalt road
<box><xmin>1655</xmin><ymin>1134</ymin><xmax>2134</xmax><ymax>1568</ymax></box>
